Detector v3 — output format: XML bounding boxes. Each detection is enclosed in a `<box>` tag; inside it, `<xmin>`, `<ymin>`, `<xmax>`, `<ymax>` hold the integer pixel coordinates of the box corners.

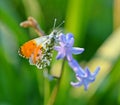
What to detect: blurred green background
<box><xmin>0</xmin><ymin>0</ymin><xmax>120</xmax><ymax>105</ymax></box>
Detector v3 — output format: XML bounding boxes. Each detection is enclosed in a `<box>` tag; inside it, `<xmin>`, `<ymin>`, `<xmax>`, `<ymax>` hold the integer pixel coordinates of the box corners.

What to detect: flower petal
<box><xmin>85</xmin><ymin>67</ymin><xmax>91</xmax><ymax>76</ymax></box>
<box><xmin>70</xmin><ymin>65</ymin><xmax>100</xmax><ymax>90</ymax></box>
<box><xmin>54</xmin><ymin>46</ymin><xmax>61</xmax><ymax>51</ymax></box>
<box><xmin>76</xmin><ymin>74</ymin><xmax>81</xmax><ymax>81</ymax></box>
<box><xmin>71</xmin><ymin>81</ymin><xmax>83</xmax><ymax>87</ymax></box>
<box><xmin>92</xmin><ymin>66</ymin><xmax>100</xmax><ymax>76</ymax></box>
<box><xmin>59</xmin><ymin>33</ymin><xmax>66</xmax><ymax>44</ymax></box>
<box><xmin>56</xmin><ymin>52</ymin><xmax>65</xmax><ymax>60</ymax></box>
<box><xmin>68</xmin><ymin>59</ymin><xmax>85</xmax><ymax>76</ymax></box>
<box><xmin>66</xmin><ymin>33</ymin><xmax>74</xmax><ymax>46</ymax></box>
<box><xmin>66</xmin><ymin>33</ymin><xmax>74</xmax><ymax>40</ymax></box>
<box><xmin>72</xmin><ymin>47</ymin><xmax>84</xmax><ymax>54</ymax></box>
<box><xmin>66</xmin><ymin>53</ymin><xmax>73</xmax><ymax>61</ymax></box>
<box><xmin>83</xmin><ymin>82</ymin><xmax>89</xmax><ymax>91</ymax></box>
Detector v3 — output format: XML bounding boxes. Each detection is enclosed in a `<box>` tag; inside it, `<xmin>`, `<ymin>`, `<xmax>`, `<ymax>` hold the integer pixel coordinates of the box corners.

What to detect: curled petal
<box><xmin>71</xmin><ymin>81</ymin><xmax>83</xmax><ymax>87</ymax></box>
<box><xmin>56</xmin><ymin>52</ymin><xmax>65</xmax><ymax>60</ymax></box>
<box><xmin>72</xmin><ymin>47</ymin><xmax>84</xmax><ymax>54</ymax></box>
<box><xmin>76</xmin><ymin>74</ymin><xmax>81</xmax><ymax>81</ymax></box>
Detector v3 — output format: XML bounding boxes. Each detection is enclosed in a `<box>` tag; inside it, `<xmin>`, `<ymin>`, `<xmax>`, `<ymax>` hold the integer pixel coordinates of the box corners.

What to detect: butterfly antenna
<box><xmin>56</xmin><ymin>20</ymin><xmax>65</xmax><ymax>29</ymax></box>
<box><xmin>53</xmin><ymin>18</ymin><xmax>57</xmax><ymax>30</ymax></box>
<box><xmin>57</xmin><ymin>30</ymin><xmax>63</xmax><ymax>35</ymax></box>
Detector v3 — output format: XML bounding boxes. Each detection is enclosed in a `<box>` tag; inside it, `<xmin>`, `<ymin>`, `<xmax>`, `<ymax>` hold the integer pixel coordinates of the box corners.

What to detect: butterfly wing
<box><xmin>29</xmin><ymin>36</ymin><xmax>55</xmax><ymax>69</ymax></box>
<box><xmin>18</xmin><ymin>36</ymin><xmax>48</xmax><ymax>58</ymax></box>
<box><xmin>19</xmin><ymin>33</ymin><xmax>56</xmax><ymax>69</ymax></box>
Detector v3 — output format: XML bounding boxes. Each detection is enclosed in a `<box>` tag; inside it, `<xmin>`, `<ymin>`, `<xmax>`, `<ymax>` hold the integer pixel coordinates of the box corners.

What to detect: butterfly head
<box><xmin>50</xmin><ymin>19</ymin><xmax>65</xmax><ymax>39</ymax></box>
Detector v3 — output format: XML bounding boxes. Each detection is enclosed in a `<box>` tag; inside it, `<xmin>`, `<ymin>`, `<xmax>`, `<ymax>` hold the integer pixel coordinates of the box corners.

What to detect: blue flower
<box><xmin>54</xmin><ymin>32</ymin><xmax>100</xmax><ymax>90</ymax></box>
<box><xmin>69</xmin><ymin>59</ymin><xmax>100</xmax><ymax>90</ymax></box>
<box><xmin>54</xmin><ymin>33</ymin><xmax>84</xmax><ymax>61</ymax></box>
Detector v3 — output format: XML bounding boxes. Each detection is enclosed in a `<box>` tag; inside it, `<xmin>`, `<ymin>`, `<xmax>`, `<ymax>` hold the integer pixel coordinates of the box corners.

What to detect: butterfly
<box><xmin>18</xmin><ymin>18</ymin><xmax>64</xmax><ymax>69</ymax></box>
<box><xmin>18</xmin><ymin>30</ymin><xmax>59</xmax><ymax>69</ymax></box>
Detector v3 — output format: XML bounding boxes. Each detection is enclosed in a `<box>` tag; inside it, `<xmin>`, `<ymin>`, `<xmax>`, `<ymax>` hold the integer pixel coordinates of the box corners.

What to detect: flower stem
<box><xmin>44</xmin><ymin>73</ymin><xmax>50</xmax><ymax>105</ymax></box>
<box><xmin>47</xmin><ymin>59</ymin><xmax>65</xmax><ymax>105</ymax></box>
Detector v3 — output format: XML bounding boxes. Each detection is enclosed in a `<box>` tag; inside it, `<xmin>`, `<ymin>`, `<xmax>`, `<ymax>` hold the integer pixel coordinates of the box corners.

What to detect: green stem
<box><xmin>44</xmin><ymin>70</ymin><xmax>50</xmax><ymax>105</ymax></box>
<box><xmin>47</xmin><ymin>59</ymin><xmax>65</xmax><ymax>105</ymax></box>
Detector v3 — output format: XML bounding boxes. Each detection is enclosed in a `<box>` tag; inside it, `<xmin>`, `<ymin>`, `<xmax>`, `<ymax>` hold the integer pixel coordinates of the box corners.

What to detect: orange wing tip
<box><xmin>18</xmin><ymin>48</ymin><xmax>26</xmax><ymax>58</ymax></box>
<box><xmin>19</xmin><ymin>40</ymin><xmax>37</xmax><ymax>58</ymax></box>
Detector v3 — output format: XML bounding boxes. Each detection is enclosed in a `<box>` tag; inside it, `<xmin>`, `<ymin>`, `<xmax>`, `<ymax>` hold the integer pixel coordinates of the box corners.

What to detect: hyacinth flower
<box><xmin>69</xmin><ymin>59</ymin><xmax>100</xmax><ymax>90</ymax></box>
<box><xmin>54</xmin><ymin>33</ymin><xmax>84</xmax><ymax>61</ymax></box>
<box><xmin>54</xmin><ymin>33</ymin><xmax>100</xmax><ymax>90</ymax></box>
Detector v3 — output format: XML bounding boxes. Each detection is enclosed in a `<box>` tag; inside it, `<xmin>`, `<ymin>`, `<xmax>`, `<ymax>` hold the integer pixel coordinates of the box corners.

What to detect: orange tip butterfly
<box><xmin>18</xmin><ymin>19</ymin><xmax>64</xmax><ymax>69</ymax></box>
